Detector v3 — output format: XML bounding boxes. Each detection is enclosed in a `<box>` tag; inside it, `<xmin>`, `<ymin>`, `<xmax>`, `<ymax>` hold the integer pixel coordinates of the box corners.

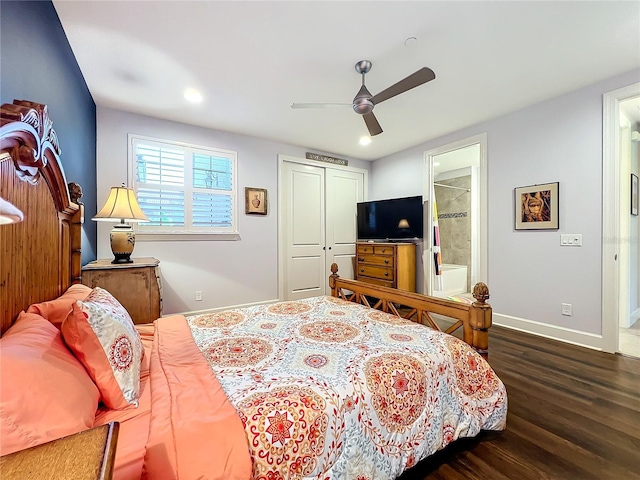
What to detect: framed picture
<box><xmin>632</xmin><ymin>174</ymin><xmax>639</xmax><ymax>216</ymax></box>
<box><xmin>245</xmin><ymin>187</ymin><xmax>268</xmax><ymax>215</ymax></box>
<box><xmin>514</xmin><ymin>182</ymin><xmax>559</xmax><ymax>230</ymax></box>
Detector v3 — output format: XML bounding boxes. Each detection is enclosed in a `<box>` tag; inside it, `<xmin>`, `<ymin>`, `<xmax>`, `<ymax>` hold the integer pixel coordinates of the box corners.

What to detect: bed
<box><xmin>0</xmin><ymin>100</ymin><xmax>507</xmax><ymax>479</ymax></box>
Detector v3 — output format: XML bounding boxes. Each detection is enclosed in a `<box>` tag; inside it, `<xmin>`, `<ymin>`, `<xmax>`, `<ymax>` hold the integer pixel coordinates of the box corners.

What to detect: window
<box><xmin>129</xmin><ymin>135</ymin><xmax>237</xmax><ymax>235</ymax></box>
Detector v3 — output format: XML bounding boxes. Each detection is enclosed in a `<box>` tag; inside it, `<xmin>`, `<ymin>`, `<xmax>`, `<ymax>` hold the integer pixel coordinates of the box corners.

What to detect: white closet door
<box><xmin>325</xmin><ymin>169</ymin><xmax>364</xmax><ymax>280</ymax></box>
<box><xmin>282</xmin><ymin>162</ymin><xmax>326</xmax><ymax>300</ymax></box>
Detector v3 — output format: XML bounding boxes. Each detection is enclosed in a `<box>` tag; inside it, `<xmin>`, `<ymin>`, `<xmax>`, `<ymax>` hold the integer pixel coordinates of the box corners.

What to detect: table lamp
<box><xmin>0</xmin><ymin>197</ymin><xmax>24</xmax><ymax>225</ymax></box>
<box><xmin>92</xmin><ymin>186</ymin><xmax>149</xmax><ymax>263</ymax></box>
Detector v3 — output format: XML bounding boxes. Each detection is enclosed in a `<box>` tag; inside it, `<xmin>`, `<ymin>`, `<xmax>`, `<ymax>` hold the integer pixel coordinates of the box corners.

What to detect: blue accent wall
<box><xmin>1</xmin><ymin>0</ymin><xmax>97</xmax><ymax>264</ymax></box>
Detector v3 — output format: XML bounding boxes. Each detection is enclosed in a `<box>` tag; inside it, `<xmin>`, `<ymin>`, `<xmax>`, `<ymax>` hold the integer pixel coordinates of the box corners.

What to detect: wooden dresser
<box><xmin>82</xmin><ymin>257</ymin><xmax>162</xmax><ymax>324</ymax></box>
<box><xmin>355</xmin><ymin>242</ymin><xmax>416</xmax><ymax>292</ymax></box>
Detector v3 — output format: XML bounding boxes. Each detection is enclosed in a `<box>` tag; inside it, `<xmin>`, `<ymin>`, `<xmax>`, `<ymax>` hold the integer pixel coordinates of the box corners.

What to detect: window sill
<box><xmin>136</xmin><ymin>232</ymin><xmax>241</xmax><ymax>242</ymax></box>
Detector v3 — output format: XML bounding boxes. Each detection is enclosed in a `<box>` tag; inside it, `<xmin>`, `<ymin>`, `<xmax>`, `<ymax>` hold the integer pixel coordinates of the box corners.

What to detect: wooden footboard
<box><xmin>329</xmin><ymin>263</ymin><xmax>493</xmax><ymax>359</ymax></box>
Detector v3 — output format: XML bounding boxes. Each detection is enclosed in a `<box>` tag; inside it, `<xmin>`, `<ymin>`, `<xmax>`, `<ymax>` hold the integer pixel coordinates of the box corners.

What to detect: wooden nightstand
<box><xmin>82</xmin><ymin>257</ymin><xmax>162</xmax><ymax>324</ymax></box>
<box><xmin>0</xmin><ymin>422</ymin><xmax>119</xmax><ymax>480</ymax></box>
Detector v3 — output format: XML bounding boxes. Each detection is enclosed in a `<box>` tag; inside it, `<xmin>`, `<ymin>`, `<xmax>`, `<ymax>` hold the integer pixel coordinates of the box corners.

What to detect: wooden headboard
<box><xmin>0</xmin><ymin>100</ymin><xmax>83</xmax><ymax>335</ymax></box>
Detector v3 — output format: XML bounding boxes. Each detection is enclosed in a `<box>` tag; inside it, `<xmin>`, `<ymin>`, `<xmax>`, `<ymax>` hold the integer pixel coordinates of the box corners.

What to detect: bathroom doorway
<box><xmin>602</xmin><ymin>84</ymin><xmax>640</xmax><ymax>358</ymax></box>
<box><xmin>423</xmin><ymin>134</ymin><xmax>487</xmax><ymax>298</ymax></box>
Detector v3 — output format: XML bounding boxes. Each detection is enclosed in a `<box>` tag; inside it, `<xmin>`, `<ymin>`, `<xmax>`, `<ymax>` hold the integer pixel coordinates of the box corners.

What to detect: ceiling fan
<box><xmin>291</xmin><ymin>60</ymin><xmax>436</xmax><ymax>137</ymax></box>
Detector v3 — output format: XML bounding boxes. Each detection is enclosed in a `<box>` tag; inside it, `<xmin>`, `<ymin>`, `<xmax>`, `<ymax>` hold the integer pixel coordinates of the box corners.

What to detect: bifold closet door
<box><xmin>281</xmin><ymin>162</ymin><xmax>364</xmax><ymax>300</ymax></box>
<box><xmin>282</xmin><ymin>162</ymin><xmax>326</xmax><ymax>300</ymax></box>
<box><xmin>325</xmin><ymin>169</ymin><xmax>364</xmax><ymax>281</ymax></box>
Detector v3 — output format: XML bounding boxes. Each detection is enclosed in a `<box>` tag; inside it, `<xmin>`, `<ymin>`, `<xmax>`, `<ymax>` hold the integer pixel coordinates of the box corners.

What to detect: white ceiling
<box><xmin>53</xmin><ymin>1</ymin><xmax>640</xmax><ymax>161</ymax></box>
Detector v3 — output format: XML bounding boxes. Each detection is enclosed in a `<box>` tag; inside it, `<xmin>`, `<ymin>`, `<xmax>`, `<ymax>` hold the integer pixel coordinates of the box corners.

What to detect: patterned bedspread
<box><xmin>187</xmin><ymin>296</ymin><xmax>507</xmax><ymax>480</ymax></box>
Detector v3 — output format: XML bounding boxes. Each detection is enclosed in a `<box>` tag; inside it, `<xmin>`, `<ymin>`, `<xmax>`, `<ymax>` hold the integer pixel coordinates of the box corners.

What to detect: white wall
<box><xmin>370</xmin><ymin>69</ymin><xmax>640</xmax><ymax>342</ymax></box>
<box><xmin>96</xmin><ymin>107</ymin><xmax>370</xmax><ymax>315</ymax></box>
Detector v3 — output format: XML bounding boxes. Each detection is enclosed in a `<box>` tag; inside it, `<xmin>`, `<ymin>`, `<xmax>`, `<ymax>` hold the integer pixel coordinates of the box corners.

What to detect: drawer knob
<box><xmin>384</xmin><ymin>259</ymin><xmax>389</xmax><ymax>264</ymax></box>
<box><xmin>358</xmin><ymin>257</ymin><xmax>364</xmax><ymax>261</ymax></box>
<box><xmin>384</xmin><ymin>272</ymin><xmax>389</xmax><ymax>276</ymax></box>
<box><xmin>381</xmin><ymin>248</ymin><xmax>386</xmax><ymax>253</ymax></box>
<box><xmin>360</xmin><ymin>269</ymin><xmax>365</xmax><ymax>273</ymax></box>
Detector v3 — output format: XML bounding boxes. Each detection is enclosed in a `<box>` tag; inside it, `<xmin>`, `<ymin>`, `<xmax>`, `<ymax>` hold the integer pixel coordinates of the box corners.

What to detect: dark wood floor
<box><xmin>399</xmin><ymin>326</ymin><xmax>640</xmax><ymax>480</ymax></box>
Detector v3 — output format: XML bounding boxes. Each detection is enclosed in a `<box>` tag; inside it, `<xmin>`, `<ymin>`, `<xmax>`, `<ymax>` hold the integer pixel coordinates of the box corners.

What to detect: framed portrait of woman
<box><xmin>514</xmin><ymin>182</ymin><xmax>559</xmax><ymax>230</ymax></box>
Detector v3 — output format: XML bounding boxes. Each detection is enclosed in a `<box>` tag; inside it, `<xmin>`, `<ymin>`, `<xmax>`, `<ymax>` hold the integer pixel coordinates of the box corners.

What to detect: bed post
<box><xmin>68</xmin><ymin>182</ymin><xmax>84</xmax><ymax>284</ymax></box>
<box><xmin>469</xmin><ymin>282</ymin><xmax>492</xmax><ymax>359</ymax></box>
<box><xmin>329</xmin><ymin>263</ymin><xmax>339</xmax><ymax>297</ymax></box>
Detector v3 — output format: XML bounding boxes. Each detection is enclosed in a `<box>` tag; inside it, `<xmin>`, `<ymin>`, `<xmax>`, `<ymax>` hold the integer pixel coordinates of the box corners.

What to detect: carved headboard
<box><xmin>0</xmin><ymin>100</ymin><xmax>83</xmax><ymax>335</ymax></box>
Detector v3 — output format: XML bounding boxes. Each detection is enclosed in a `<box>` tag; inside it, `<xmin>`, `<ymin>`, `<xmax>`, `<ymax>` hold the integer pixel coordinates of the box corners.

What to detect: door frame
<box><xmin>602</xmin><ymin>82</ymin><xmax>640</xmax><ymax>353</ymax></box>
<box><xmin>423</xmin><ymin>133</ymin><xmax>488</xmax><ymax>295</ymax></box>
<box><xmin>277</xmin><ymin>154</ymin><xmax>369</xmax><ymax>301</ymax></box>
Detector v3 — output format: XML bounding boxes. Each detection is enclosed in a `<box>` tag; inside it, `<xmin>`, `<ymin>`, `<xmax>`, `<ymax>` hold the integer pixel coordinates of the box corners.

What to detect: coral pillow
<box><xmin>62</xmin><ymin>287</ymin><xmax>143</xmax><ymax>410</ymax></box>
<box><xmin>0</xmin><ymin>312</ymin><xmax>101</xmax><ymax>456</ymax></box>
<box><xmin>27</xmin><ymin>284</ymin><xmax>92</xmax><ymax>328</ymax></box>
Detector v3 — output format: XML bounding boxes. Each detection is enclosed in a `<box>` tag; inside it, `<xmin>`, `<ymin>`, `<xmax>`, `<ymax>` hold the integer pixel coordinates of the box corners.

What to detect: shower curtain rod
<box><xmin>434</xmin><ymin>183</ymin><xmax>470</xmax><ymax>192</ymax></box>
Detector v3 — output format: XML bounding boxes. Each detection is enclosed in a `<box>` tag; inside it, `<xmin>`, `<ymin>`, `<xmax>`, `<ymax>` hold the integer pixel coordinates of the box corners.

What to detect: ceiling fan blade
<box><xmin>290</xmin><ymin>103</ymin><xmax>351</xmax><ymax>109</ymax></box>
<box><xmin>370</xmin><ymin>67</ymin><xmax>436</xmax><ymax>105</ymax></box>
<box><xmin>363</xmin><ymin>112</ymin><xmax>383</xmax><ymax>136</ymax></box>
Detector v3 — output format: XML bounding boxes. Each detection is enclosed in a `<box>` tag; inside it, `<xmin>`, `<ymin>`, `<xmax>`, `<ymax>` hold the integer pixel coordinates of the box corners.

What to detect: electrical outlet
<box><xmin>195</xmin><ymin>290</ymin><xmax>203</xmax><ymax>301</ymax></box>
<box><xmin>561</xmin><ymin>303</ymin><xmax>572</xmax><ymax>316</ymax></box>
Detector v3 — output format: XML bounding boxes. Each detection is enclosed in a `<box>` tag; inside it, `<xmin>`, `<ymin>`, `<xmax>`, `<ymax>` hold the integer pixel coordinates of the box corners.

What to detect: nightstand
<box><xmin>0</xmin><ymin>422</ymin><xmax>119</xmax><ymax>479</ymax></box>
<box><xmin>82</xmin><ymin>257</ymin><xmax>162</xmax><ymax>324</ymax></box>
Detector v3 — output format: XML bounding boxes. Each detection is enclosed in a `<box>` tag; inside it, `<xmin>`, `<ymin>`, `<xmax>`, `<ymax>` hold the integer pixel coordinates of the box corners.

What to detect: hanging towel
<box><xmin>433</xmin><ymin>200</ymin><xmax>443</xmax><ymax>291</ymax></box>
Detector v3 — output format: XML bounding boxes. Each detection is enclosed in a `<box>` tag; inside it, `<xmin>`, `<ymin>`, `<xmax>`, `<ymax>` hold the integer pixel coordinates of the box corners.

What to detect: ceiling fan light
<box><xmin>353</xmin><ymin>97</ymin><xmax>373</xmax><ymax>115</ymax></box>
<box><xmin>359</xmin><ymin>136</ymin><xmax>371</xmax><ymax>146</ymax></box>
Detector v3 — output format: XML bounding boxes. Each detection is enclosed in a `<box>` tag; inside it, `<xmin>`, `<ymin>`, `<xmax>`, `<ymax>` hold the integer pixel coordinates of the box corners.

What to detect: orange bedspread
<box><xmin>142</xmin><ymin>316</ymin><xmax>252</xmax><ymax>479</ymax></box>
<box><xmin>96</xmin><ymin>318</ymin><xmax>252</xmax><ymax>480</ymax></box>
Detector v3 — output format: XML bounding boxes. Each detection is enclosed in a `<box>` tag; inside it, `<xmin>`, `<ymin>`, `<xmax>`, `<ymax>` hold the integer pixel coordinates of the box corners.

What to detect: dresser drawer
<box><xmin>357</xmin><ymin>264</ymin><xmax>394</xmax><ymax>281</ymax></box>
<box><xmin>356</xmin><ymin>276</ymin><xmax>395</xmax><ymax>289</ymax></box>
<box><xmin>357</xmin><ymin>244</ymin><xmax>376</xmax><ymax>255</ymax></box>
<box><xmin>357</xmin><ymin>254</ymin><xmax>394</xmax><ymax>267</ymax></box>
<box><xmin>374</xmin><ymin>245</ymin><xmax>394</xmax><ymax>255</ymax></box>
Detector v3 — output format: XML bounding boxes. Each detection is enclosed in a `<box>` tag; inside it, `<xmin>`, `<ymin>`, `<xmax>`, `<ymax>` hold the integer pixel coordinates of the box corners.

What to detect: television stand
<box><xmin>355</xmin><ymin>241</ymin><xmax>416</xmax><ymax>292</ymax></box>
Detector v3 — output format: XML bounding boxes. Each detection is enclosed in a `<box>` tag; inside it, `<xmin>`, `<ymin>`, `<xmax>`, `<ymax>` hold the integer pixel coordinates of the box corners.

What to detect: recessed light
<box><xmin>184</xmin><ymin>88</ymin><xmax>203</xmax><ymax>103</ymax></box>
<box><xmin>359</xmin><ymin>136</ymin><xmax>372</xmax><ymax>146</ymax></box>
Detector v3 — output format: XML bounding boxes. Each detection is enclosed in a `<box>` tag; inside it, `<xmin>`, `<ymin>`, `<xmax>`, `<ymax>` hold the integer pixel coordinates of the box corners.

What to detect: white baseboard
<box><xmin>175</xmin><ymin>298</ymin><xmax>281</xmax><ymax>317</ymax></box>
<box><xmin>493</xmin><ymin>313</ymin><xmax>603</xmax><ymax>351</ymax></box>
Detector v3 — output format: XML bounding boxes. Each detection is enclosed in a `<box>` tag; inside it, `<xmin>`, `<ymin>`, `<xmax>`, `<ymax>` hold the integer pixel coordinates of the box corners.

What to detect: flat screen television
<box><xmin>357</xmin><ymin>195</ymin><xmax>423</xmax><ymax>241</ymax></box>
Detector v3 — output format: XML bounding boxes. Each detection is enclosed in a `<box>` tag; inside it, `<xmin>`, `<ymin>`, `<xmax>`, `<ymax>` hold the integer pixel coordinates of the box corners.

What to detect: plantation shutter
<box><xmin>130</xmin><ymin>136</ymin><xmax>237</xmax><ymax>234</ymax></box>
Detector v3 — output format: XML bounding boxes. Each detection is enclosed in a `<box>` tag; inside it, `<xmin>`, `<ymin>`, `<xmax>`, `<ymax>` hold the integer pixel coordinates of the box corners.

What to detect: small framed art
<box><xmin>514</xmin><ymin>182</ymin><xmax>559</xmax><ymax>230</ymax></box>
<box><xmin>245</xmin><ymin>187</ymin><xmax>268</xmax><ymax>215</ymax></box>
<box><xmin>632</xmin><ymin>174</ymin><xmax>638</xmax><ymax>216</ymax></box>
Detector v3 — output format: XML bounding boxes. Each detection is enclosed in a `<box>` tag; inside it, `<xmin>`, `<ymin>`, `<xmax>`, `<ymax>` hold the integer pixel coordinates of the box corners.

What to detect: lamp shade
<box><xmin>92</xmin><ymin>186</ymin><xmax>149</xmax><ymax>223</ymax></box>
<box><xmin>0</xmin><ymin>197</ymin><xmax>24</xmax><ymax>225</ymax></box>
<box><xmin>398</xmin><ymin>218</ymin><xmax>410</xmax><ymax>229</ymax></box>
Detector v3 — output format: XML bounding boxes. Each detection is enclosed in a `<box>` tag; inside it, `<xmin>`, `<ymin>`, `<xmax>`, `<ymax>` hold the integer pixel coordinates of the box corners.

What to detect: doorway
<box><xmin>278</xmin><ymin>154</ymin><xmax>367</xmax><ymax>300</ymax></box>
<box><xmin>602</xmin><ymin>83</ymin><xmax>640</xmax><ymax>357</ymax></box>
<box><xmin>423</xmin><ymin>134</ymin><xmax>488</xmax><ymax>297</ymax></box>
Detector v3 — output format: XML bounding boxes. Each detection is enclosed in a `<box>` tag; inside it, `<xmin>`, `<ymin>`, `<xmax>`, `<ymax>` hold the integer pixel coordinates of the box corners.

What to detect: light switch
<box><xmin>560</xmin><ymin>234</ymin><xmax>582</xmax><ymax>246</ymax></box>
